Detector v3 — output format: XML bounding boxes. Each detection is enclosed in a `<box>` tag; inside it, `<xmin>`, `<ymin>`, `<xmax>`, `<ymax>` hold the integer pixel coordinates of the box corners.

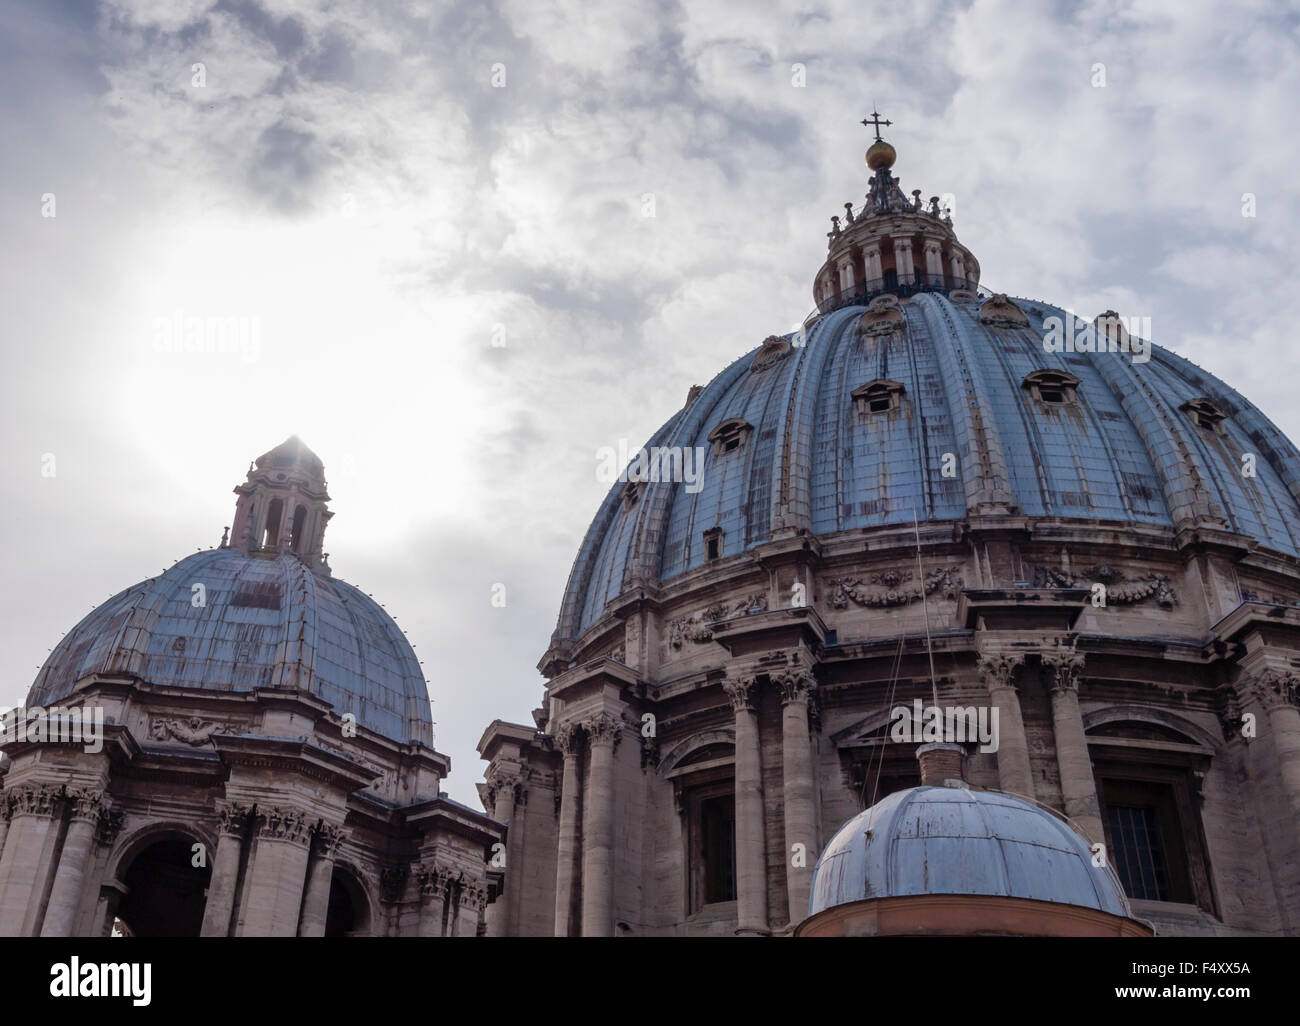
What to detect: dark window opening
<box><xmin>723</xmin><ymin>436</ymin><xmax>740</xmax><ymax>453</ymax></box>
<box><xmin>262</xmin><ymin>498</ymin><xmax>284</xmax><ymax>549</ymax></box>
<box><xmin>868</xmin><ymin>396</ymin><xmax>892</xmax><ymax>413</ymax></box>
<box><xmin>290</xmin><ymin>505</ymin><xmax>307</xmax><ymax>554</ymax></box>
<box><xmin>700</xmin><ymin>795</ymin><xmax>737</xmax><ymax>904</ymax></box>
<box><xmin>706</xmin><ymin>537</ymin><xmax>720</xmax><ymax>560</ymax></box>
<box><xmin>1039</xmin><ymin>388</ymin><xmax>1065</xmax><ymax>404</ymax></box>
<box><xmin>1099</xmin><ymin>778</ymin><xmax>1197</xmax><ymax>905</ymax></box>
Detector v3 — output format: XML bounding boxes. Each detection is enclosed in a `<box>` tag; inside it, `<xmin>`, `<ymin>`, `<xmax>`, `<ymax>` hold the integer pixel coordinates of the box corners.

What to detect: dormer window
<box><xmin>1181</xmin><ymin>398</ymin><xmax>1226</xmax><ymax>431</ymax></box>
<box><xmin>851</xmin><ymin>379</ymin><xmax>906</xmax><ymax>417</ymax></box>
<box><xmin>703</xmin><ymin>527</ymin><xmax>723</xmax><ymax>562</ymax></box>
<box><xmin>621</xmin><ymin>480</ymin><xmax>643</xmax><ymax>511</ymax></box>
<box><xmin>1023</xmin><ymin>369</ymin><xmax>1080</xmax><ymax>407</ymax></box>
<box><xmin>708</xmin><ymin>418</ymin><xmax>752</xmax><ymax>457</ymax></box>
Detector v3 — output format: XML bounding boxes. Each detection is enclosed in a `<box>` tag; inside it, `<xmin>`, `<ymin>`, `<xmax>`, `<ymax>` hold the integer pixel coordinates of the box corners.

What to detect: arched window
<box><xmin>290</xmin><ymin>504</ymin><xmax>308</xmax><ymax>554</ymax></box>
<box><xmin>262</xmin><ymin>498</ymin><xmax>284</xmax><ymax>549</ymax></box>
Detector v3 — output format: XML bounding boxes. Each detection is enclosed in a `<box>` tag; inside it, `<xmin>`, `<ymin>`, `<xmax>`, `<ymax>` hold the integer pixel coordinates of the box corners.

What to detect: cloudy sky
<box><xmin>3</xmin><ymin>0</ymin><xmax>1298</xmax><ymax>805</ymax></box>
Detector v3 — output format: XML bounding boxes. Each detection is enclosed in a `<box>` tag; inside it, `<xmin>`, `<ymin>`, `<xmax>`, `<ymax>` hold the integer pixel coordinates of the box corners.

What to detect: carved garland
<box><xmin>828</xmin><ymin>566</ymin><xmax>963</xmax><ymax>610</ymax></box>
<box><xmin>668</xmin><ymin>593</ymin><xmax>768</xmax><ymax>649</ymax></box>
<box><xmin>1033</xmin><ymin>565</ymin><xmax>1178</xmax><ymax>608</ymax></box>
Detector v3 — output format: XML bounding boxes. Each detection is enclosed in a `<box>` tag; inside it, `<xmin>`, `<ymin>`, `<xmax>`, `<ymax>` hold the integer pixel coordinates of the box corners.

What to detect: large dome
<box><xmin>28</xmin><ymin>549</ymin><xmax>432</xmax><ymax>745</ymax></box>
<box><xmin>555</xmin><ymin>293</ymin><xmax>1300</xmax><ymax>640</ymax></box>
<box><xmin>808</xmin><ymin>783</ymin><xmax>1133</xmax><ymax>919</ymax></box>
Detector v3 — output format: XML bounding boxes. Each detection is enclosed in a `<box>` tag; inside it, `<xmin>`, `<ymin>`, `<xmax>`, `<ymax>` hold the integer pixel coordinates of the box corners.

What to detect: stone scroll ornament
<box><xmin>827</xmin><ymin>566</ymin><xmax>962</xmax><ymax>610</ymax></box>
<box><xmin>149</xmin><ymin>716</ymin><xmax>231</xmax><ymax>745</ymax></box>
<box><xmin>1034</xmin><ymin>564</ymin><xmax>1177</xmax><ymax>608</ymax></box>
<box><xmin>667</xmin><ymin>592</ymin><xmax>768</xmax><ymax>649</ymax></box>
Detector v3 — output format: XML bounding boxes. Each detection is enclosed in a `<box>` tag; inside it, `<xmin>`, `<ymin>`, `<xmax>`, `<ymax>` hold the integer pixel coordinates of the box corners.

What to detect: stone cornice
<box><xmin>210</xmin><ymin>734</ymin><xmax>381</xmax><ymax>792</ymax></box>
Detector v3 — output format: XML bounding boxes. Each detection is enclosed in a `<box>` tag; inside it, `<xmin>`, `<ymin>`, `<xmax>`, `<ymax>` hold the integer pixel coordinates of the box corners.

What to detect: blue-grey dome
<box><xmin>28</xmin><ymin>549</ymin><xmax>433</xmax><ymax>745</ymax></box>
<box><xmin>556</xmin><ymin>293</ymin><xmax>1300</xmax><ymax>638</ymax></box>
<box><xmin>808</xmin><ymin>784</ymin><xmax>1133</xmax><ymax>918</ymax></box>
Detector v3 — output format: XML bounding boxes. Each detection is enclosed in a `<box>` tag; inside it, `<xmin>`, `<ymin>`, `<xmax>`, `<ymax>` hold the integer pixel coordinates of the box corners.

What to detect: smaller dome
<box><xmin>865</xmin><ymin>138</ymin><xmax>896</xmax><ymax>171</ymax></box>
<box><xmin>809</xmin><ymin>784</ymin><xmax>1132</xmax><ymax>919</ymax></box>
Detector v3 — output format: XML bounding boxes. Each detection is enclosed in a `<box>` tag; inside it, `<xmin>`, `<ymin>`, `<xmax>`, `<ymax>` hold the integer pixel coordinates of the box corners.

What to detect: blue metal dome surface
<box><xmin>808</xmin><ymin>784</ymin><xmax>1133</xmax><ymax>918</ymax></box>
<box><xmin>27</xmin><ymin>549</ymin><xmax>433</xmax><ymax>745</ymax></box>
<box><xmin>556</xmin><ymin>292</ymin><xmax>1300</xmax><ymax>638</ymax></box>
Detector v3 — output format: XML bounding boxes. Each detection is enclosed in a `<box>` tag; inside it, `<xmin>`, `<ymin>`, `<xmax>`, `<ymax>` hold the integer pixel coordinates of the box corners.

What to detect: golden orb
<box><xmin>865</xmin><ymin>139</ymin><xmax>896</xmax><ymax>171</ymax></box>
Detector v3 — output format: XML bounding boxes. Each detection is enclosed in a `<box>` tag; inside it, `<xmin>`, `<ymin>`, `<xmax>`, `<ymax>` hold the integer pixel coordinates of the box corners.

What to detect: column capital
<box><xmin>416</xmin><ymin>859</ymin><xmax>457</xmax><ymax>897</ymax></box>
<box><xmin>552</xmin><ymin>721</ymin><xmax>583</xmax><ymax>755</ymax></box>
<box><xmin>256</xmin><ymin>805</ymin><xmax>313</xmax><ymax>846</ymax></box>
<box><xmin>311</xmin><ymin>822</ymin><xmax>346</xmax><ymax>859</ymax></box>
<box><xmin>723</xmin><ymin>676</ymin><xmax>761</xmax><ymax>713</ymax></box>
<box><xmin>976</xmin><ymin>651</ymin><xmax>1025</xmax><ymax>691</ymax></box>
<box><xmin>488</xmin><ymin>766</ymin><xmax>525</xmax><ymax>805</ymax></box>
<box><xmin>1243</xmin><ymin>668</ymin><xmax>1300</xmax><ymax>711</ymax></box>
<box><xmin>6</xmin><ymin>783</ymin><xmax>62</xmax><ymax>819</ymax></box>
<box><xmin>66</xmin><ymin>788</ymin><xmax>105</xmax><ymax>824</ymax></box>
<box><xmin>1042</xmin><ymin>652</ymin><xmax>1086</xmax><ymax>694</ymax></box>
<box><xmin>458</xmin><ymin>876</ymin><xmax>488</xmax><ymax>913</ymax></box>
<box><xmin>582</xmin><ymin>712</ymin><xmax>623</xmax><ymax>749</ymax></box>
<box><xmin>216</xmin><ymin>800</ymin><xmax>254</xmax><ymax>837</ymax></box>
<box><xmin>776</xmin><ymin>670</ymin><xmax>815</xmax><ymax>706</ymax></box>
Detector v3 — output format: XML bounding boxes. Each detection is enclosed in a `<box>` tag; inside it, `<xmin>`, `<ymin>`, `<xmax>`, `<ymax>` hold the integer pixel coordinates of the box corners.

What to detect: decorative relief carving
<box><xmin>608</xmin><ymin>644</ymin><xmax>626</xmax><ymax>663</ymax></box>
<box><xmin>1042</xmin><ymin>653</ymin><xmax>1086</xmax><ymax>694</ymax></box>
<box><xmin>380</xmin><ymin>863</ymin><xmax>409</xmax><ymax>903</ymax></box>
<box><xmin>751</xmin><ymin>335</ymin><xmax>792</xmax><ymax>372</ymax></box>
<box><xmin>1033</xmin><ymin>565</ymin><xmax>1178</xmax><ymax>608</ymax></box>
<box><xmin>148</xmin><ymin>716</ymin><xmax>235</xmax><ymax>746</ymax></box>
<box><xmin>95</xmin><ymin>806</ymin><xmax>125</xmax><ymax>846</ymax></box>
<box><xmin>668</xmin><ymin>593</ymin><xmax>768</xmax><ymax>649</ymax></box>
<box><xmin>828</xmin><ymin>566</ymin><xmax>962</xmax><ymax>609</ymax></box>
<box><xmin>979</xmin><ymin>293</ymin><xmax>1031</xmax><ymax>328</ymax></box>
<box><xmin>257</xmin><ymin>805</ymin><xmax>312</xmax><ymax>845</ymax></box>
<box><xmin>457</xmin><ymin>876</ymin><xmax>488</xmax><ymax>912</ymax></box>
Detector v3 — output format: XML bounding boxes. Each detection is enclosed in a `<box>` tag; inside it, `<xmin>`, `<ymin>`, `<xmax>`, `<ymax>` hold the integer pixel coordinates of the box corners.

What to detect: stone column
<box><xmin>949</xmin><ymin>252</ymin><xmax>966</xmax><ymax>283</ymax></box>
<box><xmin>417</xmin><ymin>862</ymin><xmax>452</xmax><ymax>937</ymax></box>
<box><xmin>0</xmin><ymin>800</ymin><xmax>11</xmax><ymax>863</ymax></box>
<box><xmin>778</xmin><ymin>671</ymin><xmax>817</xmax><ymax>926</ymax></box>
<box><xmin>454</xmin><ymin>877</ymin><xmax>486</xmax><ymax>937</ymax></box>
<box><xmin>580</xmin><ymin>713</ymin><xmax>621</xmax><ymax>937</ymax></box>
<box><xmin>977</xmin><ymin>653</ymin><xmax>1035</xmax><ymax>799</ymax></box>
<box><xmin>0</xmin><ymin>784</ymin><xmax>63</xmax><ymax>936</ymax></box>
<box><xmin>892</xmin><ymin>238</ymin><xmax>915</xmax><ymax>284</ymax></box>
<box><xmin>297</xmin><ymin>823</ymin><xmax>345</xmax><ymax>937</ymax></box>
<box><xmin>483</xmin><ymin>771</ymin><xmax>518</xmax><ymax>937</ymax></box>
<box><xmin>237</xmin><ymin>806</ymin><xmax>313</xmax><ymax>936</ymax></box>
<box><xmin>1248</xmin><ymin>671</ymin><xmax>1300</xmax><ymax>846</ymax></box>
<box><xmin>552</xmin><ymin>723</ymin><xmax>582</xmax><ymax>937</ymax></box>
<box><xmin>724</xmin><ymin>676</ymin><xmax>768</xmax><ymax>935</ymax></box>
<box><xmin>201</xmin><ymin>801</ymin><xmax>251</xmax><ymax>937</ymax></box>
<box><xmin>40</xmin><ymin>788</ymin><xmax>104</xmax><ymax>936</ymax></box>
<box><xmin>838</xmin><ymin>259</ymin><xmax>855</xmax><ymax>291</ymax></box>
<box><xmin>1044</xmin><ymin>653</ymin><xmax>1104</xmax><ymax>844</ymax></box>
<box><xmin>862</xmin><ymin>243</ymin><xmax>882</xmax><ymax>285</ymax></box>
<box><xmin>923</xmin><ymin>240</ymin><xmax>944</xmax><ymax>283</ymax></box>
